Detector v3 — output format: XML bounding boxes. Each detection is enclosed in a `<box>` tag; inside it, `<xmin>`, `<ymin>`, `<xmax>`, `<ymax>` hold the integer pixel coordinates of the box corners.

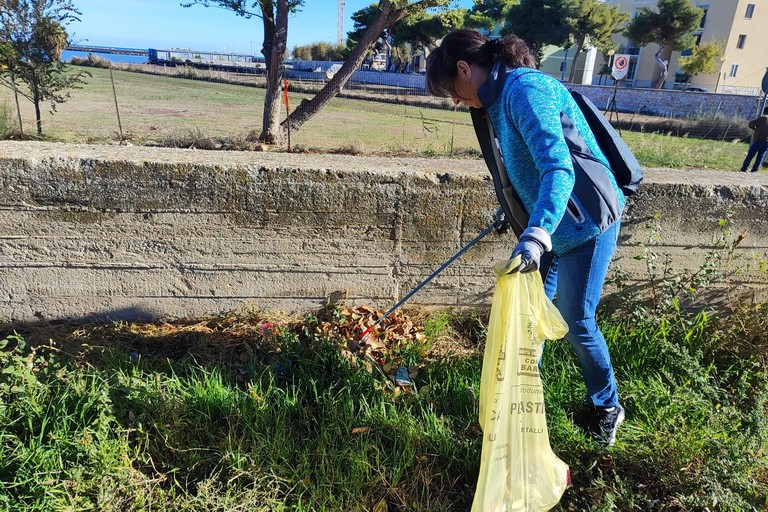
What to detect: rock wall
<box><xmin>569</xmin><ymin>84</ymin><xmax>762</xmax><ymax>120</ymax></box>
<box><xmin>0</xmin><ymin>141</ymin><xmax>766</xmax><ymax>322</ymax></box>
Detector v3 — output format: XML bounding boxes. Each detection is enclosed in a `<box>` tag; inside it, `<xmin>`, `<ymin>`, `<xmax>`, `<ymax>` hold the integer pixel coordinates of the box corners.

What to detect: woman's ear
<box><xmin>456</xmin><ymin>60</ymin><xmax>472</xmax><ymax>81</ymax></box>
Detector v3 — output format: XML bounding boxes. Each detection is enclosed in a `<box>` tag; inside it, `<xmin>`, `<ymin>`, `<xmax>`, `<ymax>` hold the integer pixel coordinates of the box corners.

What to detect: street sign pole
<box><xmin>611</xmin><ymin>54</ymin><xmax>630</xmax><ymax>81</ymax></box>
<box><xmin>608</xmin><ymin>54</ymin><xmax>630</xmax><ymax>125</ymax></box>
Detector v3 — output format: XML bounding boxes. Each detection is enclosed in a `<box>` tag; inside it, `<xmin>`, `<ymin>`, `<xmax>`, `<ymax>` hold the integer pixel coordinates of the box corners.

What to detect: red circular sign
<box><xmin>614</xmin><ymin>56</ymin><xmax>628</xmax><ymax>70</ymax></box>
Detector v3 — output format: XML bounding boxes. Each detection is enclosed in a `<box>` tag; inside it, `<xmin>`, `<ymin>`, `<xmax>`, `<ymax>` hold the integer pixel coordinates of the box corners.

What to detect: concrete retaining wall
<box><xmin>1</xmin><ymin>141</ymin><xmax>766</xmax><ymax>322</ymax></box>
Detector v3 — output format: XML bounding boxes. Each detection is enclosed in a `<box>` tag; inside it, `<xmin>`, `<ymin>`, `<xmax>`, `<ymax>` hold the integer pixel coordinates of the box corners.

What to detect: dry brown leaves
<box><xmin>303</xmin><ymin>304</ymin><xmax>427</xmax><ymax>389</ymax></box>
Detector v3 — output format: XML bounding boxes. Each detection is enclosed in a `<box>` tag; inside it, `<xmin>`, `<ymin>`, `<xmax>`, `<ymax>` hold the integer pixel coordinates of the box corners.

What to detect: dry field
<box><xmin>0</xmin><ymin>66</ymin><xmax>479</xmax><ymax>156</ymax></box>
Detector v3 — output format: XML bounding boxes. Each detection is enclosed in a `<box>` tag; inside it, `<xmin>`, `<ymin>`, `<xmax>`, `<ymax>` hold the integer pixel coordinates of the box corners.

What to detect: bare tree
<box><xmin>184</xmin><ymin>0</ymin><xmax>448</xmax><ymax>145</ymax></box>
<box><xmin>282</xmin><ymin>0</ymin><xmax>448</xmax><ymax>137</ymax></box>
<box><xmin>181</xmin><ymin>0</ymin><xmax>302</xmax><ymax>144</ymax></box>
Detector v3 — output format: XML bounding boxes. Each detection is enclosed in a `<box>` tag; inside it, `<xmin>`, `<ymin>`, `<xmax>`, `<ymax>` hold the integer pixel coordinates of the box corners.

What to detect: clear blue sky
<box><xmin>69</xmin><ymin>0</ymin><xmax>473</xmax><ymax>55</ymax></box>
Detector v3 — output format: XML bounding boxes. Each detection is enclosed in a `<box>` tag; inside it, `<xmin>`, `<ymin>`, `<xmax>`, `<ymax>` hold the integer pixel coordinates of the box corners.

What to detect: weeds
<box><xmin>618</xmin><ymin>112</ymin><xmax>753</xmax><ymax>142</ymax></box>
<box><xmin>160</xmin><ymin>129</ymin><xmax>265</xmax><ymax>151</ymax></box>
<box><xmin>610</xmin><ymin>210</ymin><xmax>763</xmax><ymax>322</ymax></box>
<box><xmin>0</xmin><ymin>100</ymin><xmax>18</xmax><ymax>139</ymax></box>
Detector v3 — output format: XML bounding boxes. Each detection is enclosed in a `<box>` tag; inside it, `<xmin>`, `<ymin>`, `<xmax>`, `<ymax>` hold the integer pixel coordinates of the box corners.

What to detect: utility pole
<box><xmin>337</xmin><ymin>0</ymin><xmax>344</xmax><ymax>46</ymax></box>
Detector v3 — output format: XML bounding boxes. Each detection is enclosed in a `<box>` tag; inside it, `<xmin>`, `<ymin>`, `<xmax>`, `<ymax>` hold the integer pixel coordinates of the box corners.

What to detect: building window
<box><xmin>627</xmin><ymin>59</ymin><xmax>638</xmax><ymax>81</ymax></box>
<box><xmin>745</xmin><ymin>4</ymin><xmax>755</xmax><ymax>18</ymax></box>
<box><xmin>730</xmin><ymin>64</ymin><xmax>739</xmax><ymax>77</ymax></box>
<box><xmin>737</xmin><ymin>35</ymin><xmax>747</xmax><ymax>49</ymax></box>
<box><xmin>698</xmin><ymin>5</ymin><xmax>708</xmax><ymax>28</ymax></box>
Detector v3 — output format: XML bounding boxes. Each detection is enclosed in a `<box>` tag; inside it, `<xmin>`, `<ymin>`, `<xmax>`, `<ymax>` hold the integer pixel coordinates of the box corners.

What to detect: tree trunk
<box><xmin>281</xmin><ymin>3</ymin><xmax>407</xmax><ymax>135</ymax></box>
<box><xmin>8</xmin><ymin>59</ymin><xmax>24</xmax><ymax>138</ymax></box>
<box><xmin>567</xmin><ymin>40</ymin><xmax>584</xmax><ymax>84</ymax></box>
<box><xmin>258</xmin><ymin>0</ymin><xmax>288</xmax><ymax>144</ymax></box>
<box><xmin>652</xmin><ymin>46</ymin><xmax>672</xmax><ymax>89</ymax></box>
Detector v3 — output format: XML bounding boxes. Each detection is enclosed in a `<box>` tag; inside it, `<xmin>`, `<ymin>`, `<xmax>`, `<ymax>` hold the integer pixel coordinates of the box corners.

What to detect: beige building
<box><xmin>603</xmin><ymin>0</ymin><xmax>768</xmax><ymax>93</ymax></box>
<box><xmin>537</xmin><ymin>0</ymin><xmax>767</xmax><ymax>94</ymax></box>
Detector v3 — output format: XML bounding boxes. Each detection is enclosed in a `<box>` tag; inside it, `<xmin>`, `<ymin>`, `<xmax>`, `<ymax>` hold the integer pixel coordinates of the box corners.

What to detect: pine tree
<box><xmin>503</xmin><ymin>0</ymin><xmax>571</xmax><ymax>61</ymax></box>
<box><xmin>564</xmin><ymin>0</ymin><xmax>628</xmax><ymax>83</ymax></box>
<box><xmin>624</xmin><ymin>0</ymin><xmax>704</xmax><ymax>89</ymax></box>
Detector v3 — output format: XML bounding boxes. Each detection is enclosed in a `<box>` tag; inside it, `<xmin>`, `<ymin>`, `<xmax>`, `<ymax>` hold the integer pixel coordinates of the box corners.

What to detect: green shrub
<box><xmin>617</xmin><ymin>112</ymin><xmax>753</xmax><ymax>142</ymax></box>
<box><xmin>68</xmin><ymin>53</ymin><xmax>112</xmax><ymax>69</ymax></box>
<box><xmin>0</xmin><ymin>101</ymin><xmax>15</xmax><ymax>139</ymax></box>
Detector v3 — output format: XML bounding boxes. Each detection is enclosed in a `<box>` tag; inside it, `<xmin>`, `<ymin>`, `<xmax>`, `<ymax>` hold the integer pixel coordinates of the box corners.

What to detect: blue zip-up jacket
<box><xmin>478</xmin><ymin>63</ymin><xmax>625</xmax><ymax>255</ymax></box>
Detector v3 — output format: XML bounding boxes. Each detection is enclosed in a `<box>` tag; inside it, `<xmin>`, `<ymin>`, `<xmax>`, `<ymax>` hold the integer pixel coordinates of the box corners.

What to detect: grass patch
<box><xmin>1</xmin><ymin>297</ymin><xmax>766</xmax><ymax>511</ymax></box>
<box><xmin>616</xmin><ymin>113</ymin><xmax>753</xmax><ymax>142</ymax></box>
<box><xmin>623</xmin><ymin>131</ymin><xmax>749</xmax><ymax>170</ymax></box>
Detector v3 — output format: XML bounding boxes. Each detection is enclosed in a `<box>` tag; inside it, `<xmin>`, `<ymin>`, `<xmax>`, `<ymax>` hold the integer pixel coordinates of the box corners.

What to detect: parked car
<box><xmin>684</xmin><ymin>86</ymin><xmax>709</xmax><ymax>92</ymax></box>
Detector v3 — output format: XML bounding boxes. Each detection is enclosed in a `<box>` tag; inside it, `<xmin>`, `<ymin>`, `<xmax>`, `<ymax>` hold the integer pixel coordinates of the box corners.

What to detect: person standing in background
<box><xmin>740</xmin><ymin>106</ymin><xmax>768</xmax><ymax>173</ymax></box>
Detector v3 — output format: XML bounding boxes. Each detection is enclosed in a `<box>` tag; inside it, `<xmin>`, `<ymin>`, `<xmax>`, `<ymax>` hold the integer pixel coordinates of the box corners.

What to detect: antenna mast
<box><xmin>337</xmin><ymin>0</ymin><xmax>345</xmax><ymax>46</ymax></box>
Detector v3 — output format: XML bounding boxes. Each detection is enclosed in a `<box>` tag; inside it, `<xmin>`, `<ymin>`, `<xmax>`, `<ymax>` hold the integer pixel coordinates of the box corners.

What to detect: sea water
<box><xmin>62</xmin><ymin>50</ymin><xmax>148</xmax><ymax>65</ymax></box>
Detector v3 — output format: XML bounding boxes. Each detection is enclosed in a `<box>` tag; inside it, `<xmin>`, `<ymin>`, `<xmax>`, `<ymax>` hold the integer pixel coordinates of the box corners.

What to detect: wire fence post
<box><xmin>109</xmin><ymin>65</ymin><xmax>124</xmax><ymax>142</ymax></box>
<box><xmin>283</xmin><ymin>78</ymin><xmax>291</xmax><ymax>151</ymax></box>
<box><xmin>450</xmin><ymin>104</ymin><xmax>456</xmax><ymax>157</ymax></box>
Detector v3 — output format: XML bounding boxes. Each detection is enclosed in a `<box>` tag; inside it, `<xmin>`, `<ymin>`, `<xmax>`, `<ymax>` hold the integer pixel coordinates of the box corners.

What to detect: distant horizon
<box><xmin>66</xmin><ymin>44</ymin><xmax>255</xmax><ymax>56</ymax></box>
<box><xmin>62</xmin><ymin>44</ymin><xmax>349</xmax><ymax>61</ymax></box>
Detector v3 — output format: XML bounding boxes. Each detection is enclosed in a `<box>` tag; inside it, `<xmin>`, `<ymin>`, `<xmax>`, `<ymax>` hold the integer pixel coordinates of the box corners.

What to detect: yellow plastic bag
<box><xmin>472</xmin><ymin>256</ymin><xmax>570</xmax><ymax>512</ymax></box>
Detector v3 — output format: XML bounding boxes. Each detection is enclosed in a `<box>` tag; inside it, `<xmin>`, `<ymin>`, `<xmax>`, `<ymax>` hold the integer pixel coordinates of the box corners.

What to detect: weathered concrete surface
<box><xmin>0</xmin><ymin>141</ymin><xmax>766</xmax><ymax>322</ymax></box>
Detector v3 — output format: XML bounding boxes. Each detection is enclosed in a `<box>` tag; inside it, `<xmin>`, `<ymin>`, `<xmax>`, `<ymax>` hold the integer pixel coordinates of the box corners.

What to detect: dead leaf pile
<box><xmin>292</xmin><ymin>304</ymin><xmax>427</xmax><ymax>389</ymax></box>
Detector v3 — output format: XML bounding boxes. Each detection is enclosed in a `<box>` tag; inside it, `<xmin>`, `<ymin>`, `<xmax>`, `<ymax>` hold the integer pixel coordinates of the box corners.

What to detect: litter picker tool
<box><xmin>359</xmin><ymin>217</ymin><xmax>500</xmax><ymax>346</ymax></box>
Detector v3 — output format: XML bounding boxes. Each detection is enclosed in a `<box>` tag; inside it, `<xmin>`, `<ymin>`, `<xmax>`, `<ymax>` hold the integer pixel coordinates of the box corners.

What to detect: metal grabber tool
<box><xmin>358</xmin><ymin>208</ymin><xmax>509</xmax><ymax>347</ymax></box>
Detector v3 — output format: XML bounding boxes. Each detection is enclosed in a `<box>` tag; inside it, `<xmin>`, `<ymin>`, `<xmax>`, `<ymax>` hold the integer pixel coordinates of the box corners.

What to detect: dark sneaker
<box><xmin>588</xmin><ymin>404</ymin><xmax>625</xmax><ymax>447</ymax></box>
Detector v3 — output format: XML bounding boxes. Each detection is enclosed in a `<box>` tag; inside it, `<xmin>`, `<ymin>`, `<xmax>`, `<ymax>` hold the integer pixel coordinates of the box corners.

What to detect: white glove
<box><xmin>508</xmin><ymin>227</ymin><xmax>552</xmax><ymax>274</ymax></box>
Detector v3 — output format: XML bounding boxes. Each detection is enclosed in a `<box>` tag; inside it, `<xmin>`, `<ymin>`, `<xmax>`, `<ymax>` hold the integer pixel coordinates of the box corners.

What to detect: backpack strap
<box><xmin>570</xmin><ymin>90</ymin><xmax>643</xmax><ymax>196</ymax></box>
<box><xmin>470</xmin><ymin>107</ymin><xmax>528</xmax><ymax>239</ymax></box>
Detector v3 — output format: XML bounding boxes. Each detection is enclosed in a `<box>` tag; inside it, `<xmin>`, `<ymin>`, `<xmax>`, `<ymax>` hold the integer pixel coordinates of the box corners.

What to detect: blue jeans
<box><xmin>539</xmin><ymin>220</ymin><xmax>621</xmax><ymax>408</ymax></box>
<box><xmin>741</xmin><ymin>140</ymin><xmax>768</xmax><ymax>172</ymax></box>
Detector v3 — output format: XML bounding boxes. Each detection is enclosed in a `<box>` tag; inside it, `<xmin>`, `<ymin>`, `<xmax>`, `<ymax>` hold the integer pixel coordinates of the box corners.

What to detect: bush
<box><xmin>616</xmin><ymin>112</ymin><xmax>753</xmax><ymax>142</ymax></box>
<box><xmin>68</xmin><ymin>53</ymin><xmax>112</xmax><ymax>69</ymax></box>
<box><xmin>0</xmin><ymin>101</ymin><xmax>18</xmax><ymax>139</ymax></box>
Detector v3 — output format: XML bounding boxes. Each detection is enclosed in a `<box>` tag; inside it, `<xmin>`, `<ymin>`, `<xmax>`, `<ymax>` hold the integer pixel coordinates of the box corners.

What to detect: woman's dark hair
<box><xmin>426</xmin><ymin>29</ymin><xmax>536</xmax><ymax>98</ymax></box>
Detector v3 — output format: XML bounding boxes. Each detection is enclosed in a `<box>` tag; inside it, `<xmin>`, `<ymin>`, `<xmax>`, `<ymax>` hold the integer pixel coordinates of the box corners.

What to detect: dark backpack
<box><xmin>570</xmin><ymin>90</ymin><xmax>643</xmax><ymax>196</ymax></box>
